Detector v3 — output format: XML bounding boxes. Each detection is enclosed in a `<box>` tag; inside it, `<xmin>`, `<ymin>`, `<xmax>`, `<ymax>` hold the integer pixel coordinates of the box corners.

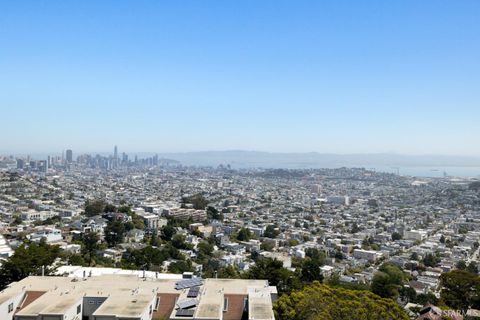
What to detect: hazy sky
<box><xmin>1</xmin><ymin>1</ymin><xmax>479</xmax><ymax>155</ymax></box>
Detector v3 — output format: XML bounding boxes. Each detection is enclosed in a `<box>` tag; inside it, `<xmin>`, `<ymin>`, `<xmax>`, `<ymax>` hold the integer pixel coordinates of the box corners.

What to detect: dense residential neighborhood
<box><xmin>0</xmin><ymin>153</ymin><xmax>479</xmax><ymax>319</ymax></box>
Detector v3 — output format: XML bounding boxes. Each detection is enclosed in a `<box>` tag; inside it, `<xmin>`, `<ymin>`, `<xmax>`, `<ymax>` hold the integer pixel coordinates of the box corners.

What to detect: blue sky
<box><xmin>1</xmin><ymin>1</ymin><xmax>479</xmax><ymax>155</ymax></box>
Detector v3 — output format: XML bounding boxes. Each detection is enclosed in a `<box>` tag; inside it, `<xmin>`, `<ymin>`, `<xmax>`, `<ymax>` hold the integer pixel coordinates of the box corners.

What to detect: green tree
<box><xmin>440</xmin><ymin>270</ymin><xmax>480</xmax><ymax>312</ymax></box>
<box><xmin>183</xmin><ymin>194</ymin><xmax>208</xmax><ymax>210</ymax></box>
<box><xmin>104</xmin><ymin>203</ymin><xmax>117</xmax><ymax>213</ymax></box>
<box><xmin>160</xmin><ymin>225</ymin><xmax>176</xmax><ymax>241</ymax></box>
<box><xmin>118</xmin><ymin>205</ymin><xmax>132</xmax><ymax>214</ymax></box>
<box><xmin>82</xmin><ymin>232</ymin><xmax>100</xmax><ymax>265</ymax></box>
<box><xmin>415</xmin><ymin>292</ymin><xmax>439</xmax><ymax>305</ymax></box>
<box><xmin>264</xmin><ymin>225</ymin><xmax>280</xmax><ymax>239</ymax></box>
<box><xmin>11</xmin><ymin>215</ymin><xmax>22</xmax><ymax>225</ymax></box>
<box><xmin>261</xmin><ymin>241</ymin><xmax>275</xmax><ymax>251</ymax></box>
<box><xmin>288</xmin><ymin>239</ymin><xmax>300</xmax><ymax>247</ymax></box>
<box><xmin>274</xmin><ymin>283</ymin><xmax>409</xmax><ymax>320</ymax></box>
<box><xmin>467</xmin><ymin>261</ymin><xmax>478</xmax><ymax>274</ymax></box>
<box><xmin>305</xmin><ymin>248</ymin><xmax>326</xmax><ymax>266</ymax></box>
<box><xmin>105</xmin><ymin>221</ymin><xmax>126</xmax><ymax>247</ymax></box>
<box><xmin>350</xmin><ymin>223</ymin><xmax>360</xmax><ymax>234</ymax></box>
<box><xmin>300</xmin><ymin>259</ymin><xmax>324</xmax><ymax>283</ymax></box>
<box><xmin>206</xmin><ymin>206</ymin><xmax>223</xmax><ymax>221</ymax></box>
<box><xmin>391</xmin><ymin>232</ymin><xmax>402</xmax><ymax>241</ymax></box>
<box><xmin>371</xmin><ymin>263</ymin><xmax>407</xmax><ymax>299</ymax></box>
<box><xmin>456</xmin><ymin>260</ymin><xmax>467</xmax><ymax>270</ymax></box>
<box><xmin>237</xmin><ymin>228</ymin><xmax>252</xmax><ymax>241</ymax></box>
<box><xmin>171</xmin><ymin>234</ymin><xmax>193</xmax><ymax>250</ymax></box>
<box><xmin>245</xmin><ymin>258</ymin><xmax>300</xmax><ymax>294</ymax></box>
<box><xmin>197</xmin><ymin>241</ymin><xmax>214</xmax><ymax>257</ymax></box>
<box><xmin>399</xmin><ymin>286</ymin><xmax>416</xmax><ymax>303</ymax></box>
<box><xmin>333</xmin><ymin>249</ymin><xmax>344</xmax><ymax>261</ymax></box>
<box><xmin>68</xmin><ymin>253</ymin><xmax>86</xmax><ymax>266</ymax></box>
<box><xmin>123</xmin><ymin>246</ymin><xmax>167</xmax><ymax>269</ymax></box>
<box><xmin>0</xmin><ymin>240</ymin><xmax>61</xmax><ymax>290</ymax></box>
<box><xmin>168</xmin><ymin>260</ymin><xmax>194</xmax><ymax>273</ymax></box>
<box><xmin>422</xmin><ymin>253</ymin><xmax>440</xmax><ymax>267</ymax></box>
<box><xmin>217</xmin><ymin>265</ymin><xmax>240</xmax><ymax>279</ymax></box>
<box><xmin>84</xmin><ymin>199</ymin><xmax>106</xmax><ymax>217</ymax></box>
<box><xmin>131</xmin><ymin>213</ymin><xmax>145</xmax><ymax>230</ymax></box>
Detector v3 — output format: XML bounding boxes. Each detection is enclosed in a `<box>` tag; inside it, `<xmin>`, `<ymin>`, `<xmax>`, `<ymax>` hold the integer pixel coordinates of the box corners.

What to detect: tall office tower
<box><xmin>38</xmin><ymin>160</ymin><xmax>48</xmax><ymax>173</ymax></box>
<box><xmin>16</xmin><ymin>159</ymin><xmax>24</xmax><ymax>169</ymax></box>
<box><xmin>113</xmin><ymin>145</ymin><xmax>118</xmax><ymax>168</ymax></box>
<box><xmin>66</xmin><ymin>149</ymin><xmax>73</xmax><ymax>163</ymax></box>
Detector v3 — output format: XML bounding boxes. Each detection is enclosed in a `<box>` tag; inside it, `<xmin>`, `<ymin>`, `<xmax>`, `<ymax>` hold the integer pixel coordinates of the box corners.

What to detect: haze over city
<box><xmin>1</xmin><ymin>1</ymin><xmax>480</xmax><ymax>156</ymax></box>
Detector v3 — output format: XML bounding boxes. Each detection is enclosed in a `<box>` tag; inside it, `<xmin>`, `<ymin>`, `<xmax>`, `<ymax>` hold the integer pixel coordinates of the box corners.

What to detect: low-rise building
<box><xmin>353</xmin><ymin>249</ymin><xmax>381</xmax><ymax>262</ymax></box>
<box><xmin>0</xmin><ymin>269</ymin><xmax>277</xmax><ymax>320</ymax></box>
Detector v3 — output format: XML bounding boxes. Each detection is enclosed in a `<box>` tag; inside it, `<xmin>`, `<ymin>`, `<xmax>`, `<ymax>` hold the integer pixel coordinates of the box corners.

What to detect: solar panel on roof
<box><xmin>187</xmin><ymin>286</ymin><xmax>200</xmax><ymax>298</ymax></box>
<box><xmin>175</xmin><ymin>278</ymin><xmax>203</xmax><ymax>290</ymax></box>
<box><xmin>176</xmin><ymin>309</ymin><xmax>195</xmax><ymax>317</ymax></box>
<box><xmin>176</xmin><ymin>298</ymin><xmax>198</xmax><ymax>309</ymax></box>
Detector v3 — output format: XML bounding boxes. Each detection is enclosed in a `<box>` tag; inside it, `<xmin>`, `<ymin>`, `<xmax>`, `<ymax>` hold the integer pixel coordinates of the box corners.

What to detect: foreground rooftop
<box><xmin>0</xmin><ymin>267</ymin><xmax>277</xmax><ymax>320</ymax></box>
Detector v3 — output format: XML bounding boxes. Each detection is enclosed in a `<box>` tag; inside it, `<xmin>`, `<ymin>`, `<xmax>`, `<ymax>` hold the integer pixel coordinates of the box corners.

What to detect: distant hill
<box><xmin>156</xmin><ymin>150</ymin><xmax>480</xmax><ymax>169</ymax></box>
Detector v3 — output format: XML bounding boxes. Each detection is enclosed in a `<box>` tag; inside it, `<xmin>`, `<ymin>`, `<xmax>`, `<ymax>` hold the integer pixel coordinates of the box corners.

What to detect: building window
<box><xmin>88</xmin><ymin>301</ymin><xmax>95</xmax><ymax>305</ymax></box>
<box><xmin>77</xmin><ymin>304</ymin><xmax>81</xmax><ymax>314</ymax></box>
<box><xmin>154</xmin><ymin>297</ymin><xmax>160</xmax><ymax>311</ymax></box>
<box><xmin>223</xmin><ymin>298</ymin><xmax>229</xmax><ymax>312</ymax></box>
<box><xmin>8</xmin><ymin>303</ymin><xmax>14</xmax><ymax>313</ymax></box>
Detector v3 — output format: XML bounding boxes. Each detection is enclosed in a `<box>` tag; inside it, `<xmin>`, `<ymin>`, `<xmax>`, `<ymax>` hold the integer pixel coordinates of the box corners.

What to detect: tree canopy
<box><xmin>104</xmin><ymin>220</ymin><xmax>125</xmax><ymax>247</ymax></box>
<box><xmin>0</xmin><ymin>240</ymin><xmax>61</xmax><ymax>290</ymax></box>
<box><xmin>422</xmin><ymin>253</ymin><xmax>441</xmax><ymax>267</ymax></box>
<box><xmin>182</xmin><ymin>194</ymin><xmax>208</xmax><ymax>210</ymax></box>
<box><xmin>84</xmin><ymin>199</ymin><xmax>108</xmax><ymax>217</ymax></box>
<box><xmin>371</xmin><ymin>263</ymin><xmax>408</xmax><ymax>299</ymax></box>
<box><xmin>264</xmin><ymin>224</ymin><xmax>280</xmax><ymax>239</ymax></box>
<box><xmin>237</xmin><ymin>227</ymin><xmax>253</xmax><ymax>241</ymax></box>
<box><xmin>440</xmin><ymin>270</ymin><xmax>480</xmax><ymax>312</ymax></box>
<box><xmin>274</xmin><ymin>283</ymin><xmax>409</xmax><ymax>320</ymax></box>
<box><xmin>206</xmin><ymin>206</ymin><xmax>223</xmax><ymax>221</ymax></box>
<box><xmin>244</xmin><ymin>257</ymin><xmax>300</xmax><ymax>294</ymax></box>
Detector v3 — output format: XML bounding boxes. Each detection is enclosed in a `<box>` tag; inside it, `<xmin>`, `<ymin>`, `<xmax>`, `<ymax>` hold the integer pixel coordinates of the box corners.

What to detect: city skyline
<box><xmin>2</xmin><ymin>1</ymin><xmax>480</xmax><ymax>155</ymax></box>
<box><xmin>6</xmin><ymin>145</ymin><xmax>480</xmax><ymax>178</ymax></box>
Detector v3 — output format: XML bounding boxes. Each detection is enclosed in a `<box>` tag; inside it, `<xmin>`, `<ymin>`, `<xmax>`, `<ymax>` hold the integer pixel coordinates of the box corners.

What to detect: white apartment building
<box><xmin>353</xmin><ymin>249</ymin><xmax>382</xmax><ymax>262</ymax></box>
<box><xmin>20</xmin><ymin>210</ymin><xmax>58</xmax><ymax>222</ymax></box>
<box><xmin>27</xmin><ymin>227</ymin><xmax>63</xmax><ymax>243</ymax></box>
<box><xmin>404</xmin><ymin>229</ymin><xmax>428</xmax><ymax>241</ymax></box>
<box><xmin>164</xmin><ymin>208</ymin><xmax>207</xmax><ymax>222</ymax></box>
<box><xmin>0</xmin><ymin>269</ymin><xmax>277</xmax><ymax>320</ymax></box>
